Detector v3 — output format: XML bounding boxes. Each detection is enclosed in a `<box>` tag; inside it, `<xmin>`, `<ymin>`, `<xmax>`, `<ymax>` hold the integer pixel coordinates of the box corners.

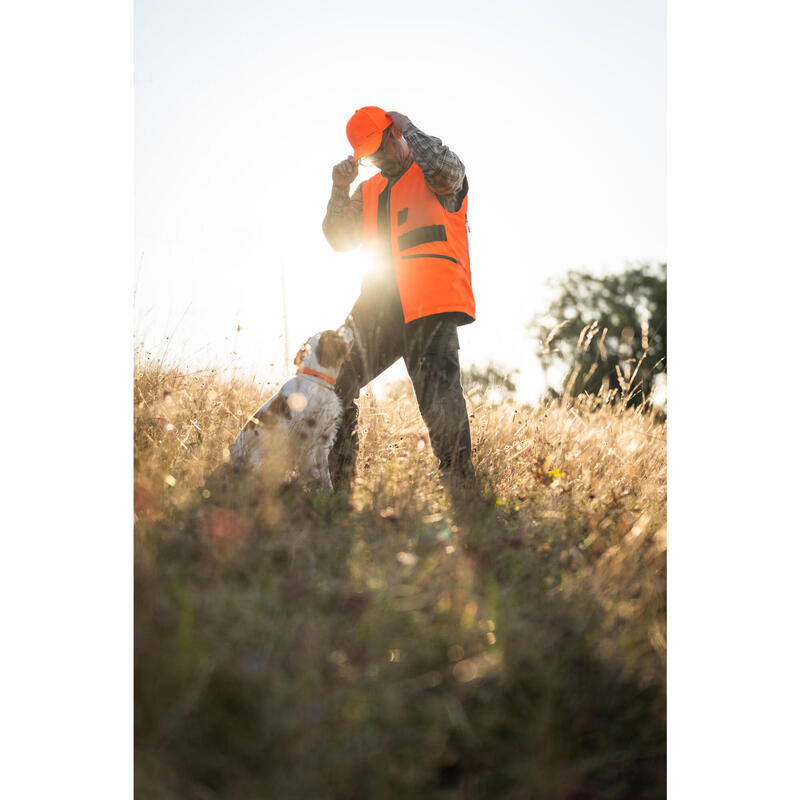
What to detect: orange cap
<box><xmin>346</xmin><ymin>106</ymin><xmax>393</xmax><ymax>160</ymax></box>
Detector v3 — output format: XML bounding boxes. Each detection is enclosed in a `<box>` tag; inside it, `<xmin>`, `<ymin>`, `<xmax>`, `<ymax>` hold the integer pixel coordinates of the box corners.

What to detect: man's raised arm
<box><xmin>387</xmin><ymin>111</ymin><xmax>466</xmax><ymax>206</ymax></box>
<box><xmin>322</xmin><ymin>156</ymin><xmax>364</xmax><ymax>252</ymax></box>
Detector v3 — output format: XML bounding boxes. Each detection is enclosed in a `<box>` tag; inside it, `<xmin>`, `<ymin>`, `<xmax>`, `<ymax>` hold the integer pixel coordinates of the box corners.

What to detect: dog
<box><xmin>231</xmin><ymin>327</ymin><xmax>354</xmax><ymax>491</ymax></box>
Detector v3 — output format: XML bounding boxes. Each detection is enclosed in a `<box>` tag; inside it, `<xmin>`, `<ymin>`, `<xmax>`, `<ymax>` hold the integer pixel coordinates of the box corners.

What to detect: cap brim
<box><xmin>352</xmin><ymin>132</ymin><xmax>382</xmax><ymax>161</ymax></box>
<box><xmin>352</xmin><ymin>122</ymin><xmax>393</xmax><ymax>161</ymax></box>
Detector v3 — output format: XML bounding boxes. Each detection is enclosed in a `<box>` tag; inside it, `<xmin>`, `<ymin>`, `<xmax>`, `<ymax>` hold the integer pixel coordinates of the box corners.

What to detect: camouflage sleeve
<box><xmin>402</xmin><ymin>123</ymin><xmax>465</xmax><ymax>205</ymax></box>
<box><xmin>322</xmin><ymin>181</ymin><xmax>364</xmax><ymax>252</ymax></box>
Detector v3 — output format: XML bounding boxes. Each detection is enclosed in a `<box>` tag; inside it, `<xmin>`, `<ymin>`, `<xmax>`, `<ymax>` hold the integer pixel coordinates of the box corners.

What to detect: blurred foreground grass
<box><xmin>134</xmin><ymin>353</ymin><xmax>666</xmax><ymax>799</ymax></box>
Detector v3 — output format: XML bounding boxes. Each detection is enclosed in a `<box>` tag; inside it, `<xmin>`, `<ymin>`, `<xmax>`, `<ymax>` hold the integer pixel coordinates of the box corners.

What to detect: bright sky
<box><xmin>135</xmin><ymin>0</ymin><xmax>665</xmax><ymax>403</ymax></box>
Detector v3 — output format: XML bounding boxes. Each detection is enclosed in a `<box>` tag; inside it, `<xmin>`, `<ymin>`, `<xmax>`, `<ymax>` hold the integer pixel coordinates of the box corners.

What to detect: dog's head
<box><xmin>293</xmin><ymin>327</ymin><xmax>354</xmax><ymax>376</ymax></box>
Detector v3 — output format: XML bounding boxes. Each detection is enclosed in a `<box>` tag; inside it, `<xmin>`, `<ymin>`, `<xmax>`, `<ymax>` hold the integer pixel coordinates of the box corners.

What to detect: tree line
<box><xmin>463</xmin><ymin>262</ymin><xmax>666</xmax><ymax>407</ymax></box>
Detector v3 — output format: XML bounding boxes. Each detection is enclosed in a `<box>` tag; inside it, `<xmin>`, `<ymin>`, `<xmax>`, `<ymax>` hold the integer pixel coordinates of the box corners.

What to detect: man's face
<box><xmin>364</xmin><ymin>125</ymin><xmax>409</xmax><ymax>175</ymax></box>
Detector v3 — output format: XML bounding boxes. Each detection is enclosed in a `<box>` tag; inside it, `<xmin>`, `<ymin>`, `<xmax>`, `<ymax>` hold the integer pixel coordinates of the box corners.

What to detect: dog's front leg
<box><xmin>319</xmin><ymin>457</ymin><xmax>333</xmax><ymax>493</ymax></box>
<box><xmin>311</xmin><ymin>443</ymin><xmax>334</xmax><ymax>493</ymax></box>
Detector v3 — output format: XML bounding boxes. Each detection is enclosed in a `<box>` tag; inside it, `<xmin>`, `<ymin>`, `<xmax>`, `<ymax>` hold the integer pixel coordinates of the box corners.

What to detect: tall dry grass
<box><xmin>134</xmin><ymin>350</ymin><xmax>666</xmax><ymax>799</ymax></box>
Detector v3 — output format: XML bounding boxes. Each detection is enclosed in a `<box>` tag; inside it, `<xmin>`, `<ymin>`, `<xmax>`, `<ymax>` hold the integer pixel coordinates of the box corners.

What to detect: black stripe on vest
<box><xmin>400</xmin><ymin>253</ymin><xmax>459</xmax><ymax>264</ymax></box>
<box><xmin>374</xmin><ymin>182</ymin><xmax>393</xmax><ymax>264</ymax></box>
<box><xmin>397</xmin><ymin>224</ymin><xmax>447</xmax><ymax>252</ymax></box>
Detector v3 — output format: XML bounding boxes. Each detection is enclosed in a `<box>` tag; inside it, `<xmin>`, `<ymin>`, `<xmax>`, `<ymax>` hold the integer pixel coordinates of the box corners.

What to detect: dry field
<box><xmin>134</xmin><ymin>353</ymin><xmax>666</xmax><ymax>799</ymax></box>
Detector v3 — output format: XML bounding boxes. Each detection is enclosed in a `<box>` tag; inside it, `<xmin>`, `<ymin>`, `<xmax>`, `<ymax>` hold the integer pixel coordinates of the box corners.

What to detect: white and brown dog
<box><xmin>231</xmin><ymin>327</ymin><xmax>354</xmax><ymax>491</ymax></box>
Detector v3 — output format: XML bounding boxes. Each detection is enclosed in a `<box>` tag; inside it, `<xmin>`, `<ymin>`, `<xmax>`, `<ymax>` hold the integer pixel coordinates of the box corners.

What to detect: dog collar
<box><xmin>297</xmin><ymin>367</ymin><xmax>336</xmax><ymax>387</ymax></box>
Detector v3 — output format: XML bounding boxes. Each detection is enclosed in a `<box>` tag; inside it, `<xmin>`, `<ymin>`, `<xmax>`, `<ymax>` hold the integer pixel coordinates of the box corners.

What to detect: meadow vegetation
<box><xmin>134</xmin><ymin>351</ymin><xmax>666</xmax><ymax>799</ymax></box>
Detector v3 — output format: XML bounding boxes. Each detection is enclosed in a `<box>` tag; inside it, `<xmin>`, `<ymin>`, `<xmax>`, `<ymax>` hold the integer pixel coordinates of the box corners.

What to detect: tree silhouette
<box><xmin>530</xmin><ymin>263</ymin><xmax>666</xmax><ymax>405</ymax></box>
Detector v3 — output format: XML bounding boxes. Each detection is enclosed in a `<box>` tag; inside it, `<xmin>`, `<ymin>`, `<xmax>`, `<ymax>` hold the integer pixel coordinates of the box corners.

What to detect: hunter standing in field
<box><xmin>322</xmin><ymin>106</ymin><xmax>476</xmax><ymax>492</ymax></box>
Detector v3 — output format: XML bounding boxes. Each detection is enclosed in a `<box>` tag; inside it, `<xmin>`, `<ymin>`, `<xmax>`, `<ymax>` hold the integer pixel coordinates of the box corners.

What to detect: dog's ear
<box><xmin>316</xmin><ymin>330</ymin><xmax>351</xmax><ymax>369</ymax></box>
<box><xmin>293</xmin><ymin>341</ymin><xmax>311</xmax><ymax>367</ymax></box>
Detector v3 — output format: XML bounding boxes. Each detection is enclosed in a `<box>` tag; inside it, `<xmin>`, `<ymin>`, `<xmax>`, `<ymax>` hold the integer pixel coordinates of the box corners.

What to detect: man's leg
<box><xmin>329</xmin><ymin>278</ymin><xmax>405</xmax><ymax>492</ymax></box>
<box><xmin>403</xmin><ymin>315</ymin><xmax>475</xmax><ymax>485</ymax></box>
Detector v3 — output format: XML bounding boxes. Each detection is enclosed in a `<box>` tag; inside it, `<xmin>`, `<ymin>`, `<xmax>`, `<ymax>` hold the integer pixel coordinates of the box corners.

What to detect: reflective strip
<box><xmin>397</xmin><ymin>224</ymin><xmax>447</xmax><ymax>252</ymax></box>
<box><xmin>400</xmin><ymin>253</ymin><xmax>459</xmax><ymax>264</ymax></box>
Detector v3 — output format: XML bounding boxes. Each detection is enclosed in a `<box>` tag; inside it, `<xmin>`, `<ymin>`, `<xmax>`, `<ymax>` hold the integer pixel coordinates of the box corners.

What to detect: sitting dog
<box><xmin>231</xmin><ymin>327</ymin><xmax>354</xmax><ymax>491</ymax></box>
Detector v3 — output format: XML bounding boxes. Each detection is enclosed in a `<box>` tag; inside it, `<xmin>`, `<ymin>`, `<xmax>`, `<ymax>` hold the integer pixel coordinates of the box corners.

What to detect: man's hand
<box><xmin>332</xmin><ymin>156</ymin><xmax>359</xmax><ymax>188</ymax></box>
<box><xmin>386</xmin><ymin>111</ymin><xmax>411</xmax><ymax>133</ymax></box>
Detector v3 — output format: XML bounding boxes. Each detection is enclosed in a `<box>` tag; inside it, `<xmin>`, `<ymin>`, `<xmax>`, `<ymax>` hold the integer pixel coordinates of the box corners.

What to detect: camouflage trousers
<box><xmin>329</xmin><ymin>275</ymin><xmax>474</xmax><ymax>492</ymax></box>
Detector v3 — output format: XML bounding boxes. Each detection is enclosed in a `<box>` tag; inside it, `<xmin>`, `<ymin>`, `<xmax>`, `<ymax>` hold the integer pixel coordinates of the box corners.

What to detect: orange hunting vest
<box><xmin>361</xmin><ymin>162</ymin><xmax>475</xmax><ymax>324</ymax></box>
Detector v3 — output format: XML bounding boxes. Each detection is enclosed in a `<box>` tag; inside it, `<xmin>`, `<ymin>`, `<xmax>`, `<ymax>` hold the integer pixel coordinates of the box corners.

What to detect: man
<box><xmin>322</xmin><ymin>106</ymin><xmax>476</xmax><ymax>493</ymax></box>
